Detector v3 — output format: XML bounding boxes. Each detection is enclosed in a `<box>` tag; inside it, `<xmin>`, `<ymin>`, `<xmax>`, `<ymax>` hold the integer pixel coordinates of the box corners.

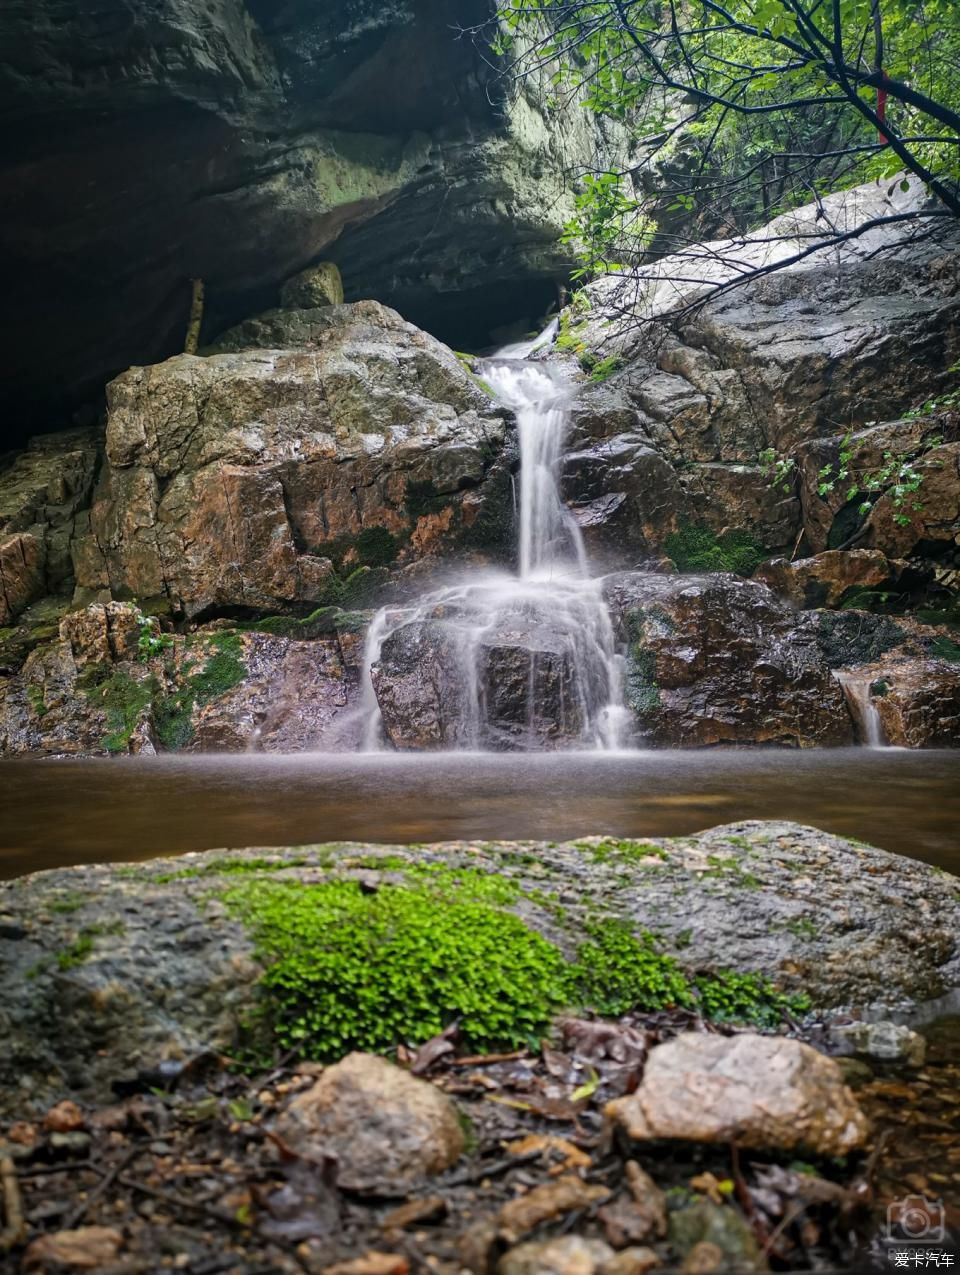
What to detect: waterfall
<box><xmin>358</xmin><ymin>327</ymin><xmax>629</xmax><ymax>752</ymax></box>
<box><xmin>834</xmin><ymin>671</ymin><xmax>887</xmax><ymax>748</ymax></box>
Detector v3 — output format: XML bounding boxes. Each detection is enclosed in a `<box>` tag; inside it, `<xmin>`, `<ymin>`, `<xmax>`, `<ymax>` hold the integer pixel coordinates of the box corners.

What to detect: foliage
<box><xmin>572</xmin><ymin>922</ymin><xmax>693</xmax><ymax>1015</ymax></box>
<box><xmin>84</xmin><ymin>670</ymin><xmax>155</xmax><ymax>753</ymax></box>
<box><xmin>226</xmin><ymin>880</ymin><xmax>571</xmax><ymax>1056</ymax></box>
<box><xmin>135</xmin><ymin>607</ymin><xmax>173</xmax><ymax>662</ymax></box>
<box><xmin>694</xmin><ymin>970</ymin><xmax>810</xmax><ymax>1028</ymax></box>
<box><xmin>665</xmin><ymin>522</ymin><xmax>767</xmax><ymax>574</ymax></box>
<box><xmin>490</xmin><ymin>0</ymin><xmax>960</xmax><ymax>305</ymax></box>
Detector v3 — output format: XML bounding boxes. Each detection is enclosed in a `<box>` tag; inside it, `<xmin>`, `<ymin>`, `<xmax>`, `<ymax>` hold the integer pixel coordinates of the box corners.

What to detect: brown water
<box><xmin>2</xmin><ymin>748</ymin><xmax>959</xmax><ymax>880</ymax></box>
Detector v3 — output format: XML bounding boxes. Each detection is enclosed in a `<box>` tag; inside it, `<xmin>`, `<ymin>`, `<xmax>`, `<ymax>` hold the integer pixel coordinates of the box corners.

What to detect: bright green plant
<box><xmin>225</xmin><ymin>880</ymin><xmax>571</xmax><ymax>1056</ymax></box>
<box><xmin>134</xmin><ymin>607</ymin><xmax>173</xmax><ymax>662</ymax></box>
<box><xmin>665</xmin><ymin>522</ymin><xmax>767</xmax><ymax>575</ymax></box>
<box><xmin>694</xmin><ymin>970</ymin><xmax>810</xmax><ymax>1029</ymax></box>
<box><xmin>571</xmin><ymin>921</ymin><xmax>693</xmax><ymax>1016</ymax></box>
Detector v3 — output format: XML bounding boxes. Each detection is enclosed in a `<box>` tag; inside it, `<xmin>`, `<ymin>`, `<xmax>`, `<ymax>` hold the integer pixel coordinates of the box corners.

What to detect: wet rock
<box><xmin>606</xmin><ymin>1032</ymin><xmax>868</xmax><ymax>1157</ymax></box>
<box><xmin>2</xmin><ymin>824</ymin><xmax>956</xmax><ymax>1113</ymax></box>
<box><xmin>275</xmin><ymin>1053</ymin><xmax>465</xmax><ymax>1191</ymax></box>
<box><xmin>556</xmin><ymin>181</ymin><xmax>960</xmax><ymax>560</ymax></box>
<box><xmin>0</xmin><ymin>606</ymin><xmax>360</xmax><ymax>756</ymax></box>
<box><xmin>281</xmin><ymin>262</ymin><xmax>344</xmax><ymax>310</ymax></box>
<box><xmin>72</xmin><ymin>302</ymin><xmax>513</xmax><ymax>617</ymax></box>
<box><xmin>498</xmin><ymin>1236</ymin><xmax>615</xmax><ymax>1275</ymax></box>
<box><xmin>827</xmin><ymin>639</ymin><xmax>960</xmax><ymax>747</ymax></box>
<box><xmin>0</xmin><ymin>429</ymin><xmax>100</xmax><ymax>622</ymax></box>
<box><xmin>604</xmin><ymin>572</ymin><xmax>852</xmax><ymax>746</ymax></box>
<box><xmin>754</xmin><ymin>550</ymin><xmax>904</xmax><ymax>610</ymax></box>
<box><xmin>668</xmin><ymin>1202</ymin><xmax>764</xmax><ymax>1272</ymax></box>
<box><xmin>827</xmin><ymin>1021</ymin><xmax>927</xmax><ymax>1067</ymax></box>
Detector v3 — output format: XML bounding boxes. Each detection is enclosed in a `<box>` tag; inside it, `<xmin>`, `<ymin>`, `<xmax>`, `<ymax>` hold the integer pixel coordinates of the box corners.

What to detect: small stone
<box><xmin>281</xmin><ymin>262</ymin><xmax>345</xmax><ymax>309</ymax></box>
<box><xmin>599</xmin><ymin>1250</ymin><xmax>659</xmax><ymax>1275</ymax></box>
<box><xmin>275</xmin><ymin>1052</ymin><xmax>464</xmax><ymax>1190</ymax></box>
<box><xmin>43</xmin><ymin>1101</ymin><xmax>85</xmax><ymax>1133</ymax></box>
<box><xmin>22</xmin><ymin>1226</ymin><xmax>123</xmax><ymax>1271</ymax></box>
<box><xmin>498</xmin><ymin>1176</ymin><xmax>611</xmax><ymax>1242</ymax></box>
<box><xmin>322</xmin><ymin>1255</ymin><xmax>409</xmax><ymax>1275</ymax></box>
<box><xmin>669</xmin><ymin>1201</ymin><xmax>763</xmax><ymax>1273</ymax></box>
<box><xmin>49</xmin><ymin>1131</ymin><xmax>92</xmax><ymax>1154</ymax></box>
<box><xmin>6</xmin><ymin>1120</ymin><xmax>38</xmax><ymax>1145</ymax></box>
<box><xmin>606</xmin><ymin>1032</ymin><xmax>868</xmax><ymax>1157</ymax></box>
<box><xmin>827</xmin><ymin>1020</ymin><xmax>926</xmax><ymax>1067</ymax></box>
<box><xmin>680</xmin><ymin>1242</ymin><xmax>726</xmax><ymax>1274</ymax></box>
<box><xmin>498</xmin><ymin>1236</ymin><xmax>615</xmax><ymax>1275</ymax></box>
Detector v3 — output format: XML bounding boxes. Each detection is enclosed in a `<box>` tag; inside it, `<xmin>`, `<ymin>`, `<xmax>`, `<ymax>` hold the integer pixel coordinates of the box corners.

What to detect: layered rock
<box><xmin>604</xmin><ymin>572</ymin><xmax>853</xmax><ymax>747</ymax></box>
<box><xmin>72</xmin><ymin>302</ymin><xmax>514</xmax><ymax>618</ymax></box>
<box><xmin>557</xmin><ymin>180</ymin><xmax>960</xmax><ymax>564</ymax></box>
<box><xmin>0</xmin><ymin>602</ymin><xmax>361</xmax><ymax>757</ymax></box>
<box><xmin>1</xmin><ymin>0</ymin><xmax>631</xmax><ymax>436</ymax></box>
<box><xmin>0</xmin><ymin>430</ymin><xmax>100</xmax><ymax>624</ymax></box>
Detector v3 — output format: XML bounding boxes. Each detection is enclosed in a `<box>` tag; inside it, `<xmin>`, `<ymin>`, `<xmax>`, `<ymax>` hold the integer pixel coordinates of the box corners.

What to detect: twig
<box><xmin>118</xmin><ymin>1174</ymin><xmax>241</xmax><ymax>1228</ymax></box>
<box><xmin>64</xmin><ymin>1146</ymin><xmax>141</xmax><ymax>1230</ymax></box>
<box><xmin>443</xmin><ymin>1148</ymin><xmax>542</xmax><ymax>1187</ymax></box>
<box><xmin>0</xmin><ymin>1156</ymin><xmax>27</xmax><ymax>1252</ymax></box>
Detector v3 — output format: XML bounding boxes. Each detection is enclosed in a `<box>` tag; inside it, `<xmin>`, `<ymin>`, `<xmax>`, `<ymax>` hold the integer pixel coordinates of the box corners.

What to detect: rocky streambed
<box><xmin>1</xmin><ymin>822</ymin><xmax>959</xmax><ymax>1272</ymax></box>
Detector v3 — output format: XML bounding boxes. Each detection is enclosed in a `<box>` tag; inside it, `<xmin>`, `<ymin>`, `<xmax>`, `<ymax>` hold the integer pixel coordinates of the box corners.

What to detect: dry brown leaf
<box><xmin>505</xmin><ymin>1134</ymin><xmax>591</xmax><ymax>1175</ymax></box>
<box><xmin>322</xmin><ymin>1253</ymin><xmax>409</xmax><ymax>1275</ymax></box>
<box><xmin>381</xmin><ymin>1196</ymin><xmax>447</xmax><ymax>1230</ymax></box>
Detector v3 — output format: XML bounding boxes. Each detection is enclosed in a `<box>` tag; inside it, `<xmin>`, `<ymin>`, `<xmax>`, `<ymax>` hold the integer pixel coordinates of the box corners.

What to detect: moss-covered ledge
<box><xmin>1</xmin><ymin>821</ymin><xmax>957</xmax><ymax>1114</ymax></box>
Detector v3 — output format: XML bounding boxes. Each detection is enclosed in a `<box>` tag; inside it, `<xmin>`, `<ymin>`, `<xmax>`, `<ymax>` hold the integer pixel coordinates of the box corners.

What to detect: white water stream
<box><xmin>359</xmin><ymin>327</ymin><xmax>630</xmax><ymax>751</ymax></box>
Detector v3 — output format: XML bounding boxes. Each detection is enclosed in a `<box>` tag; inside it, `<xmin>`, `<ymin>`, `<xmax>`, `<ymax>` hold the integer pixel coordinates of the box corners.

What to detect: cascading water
<box><xmin>359</xmin><ymin>327</ymin><xmax>630</xmax><ymax>752</ymax></box>
<box><xmin>834</xmin><ymin>671</ymin><xmax>887</xmax><ymax>748</ymax></box>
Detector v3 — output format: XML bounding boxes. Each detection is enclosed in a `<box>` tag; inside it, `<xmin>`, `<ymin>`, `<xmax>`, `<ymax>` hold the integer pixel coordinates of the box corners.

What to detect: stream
<box><xmin>2</xmin><ymin>747</ymin><xmax>959</xmax><ymax>881</ymax></box>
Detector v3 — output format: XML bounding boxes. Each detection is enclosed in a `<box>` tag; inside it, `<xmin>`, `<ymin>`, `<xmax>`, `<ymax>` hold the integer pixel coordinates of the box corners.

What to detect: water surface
<box><xmin>2</xmin><ymin>748</ymin><xmax>958</xmax><ymax>880</ymax></box>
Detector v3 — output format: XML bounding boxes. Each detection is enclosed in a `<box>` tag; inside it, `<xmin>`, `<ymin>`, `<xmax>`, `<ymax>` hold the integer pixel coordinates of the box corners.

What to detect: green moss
<box><xmin>355</xmin><ymin>526</ymin><xmax>398</xmax><ymax>568</ymax></box>
<box><xmin>191</xmin><ymin>632</ymin><xmax>245</xmax><ymax>704</ymax></box>
<box><xmin>577</xmin><ymin>838</ymin><xmax>667</xmax><ymax>865</ymax></box>
<box><xmin>626</xmin><ymin>646</ymin><xmax>660</xmax><ymax>717</ymax></box>
<box><xmin>665</xmin><ymin>522</ymin><xmax>767</xmax><ymax>575</ymax></box>
<box><xmin>48</xmin><ymin>892</ymin><xmax>89</xmax><ymax>915</ymax></box>
<box><xmin>247</xmin><ymin>607</ymin><xmax>343</xmax><ymax>640</ymax></box>
<box><xmin>225</xmin><ymin>880</ymin><xmax>571</xmax><ymax>1057</ymax></box>
<box><xmin>156</xmin><ymin>854</ymin><xmax>309</xmax><ymax>883</ymax></box>
<box><xmin>56</xmin><ymin>921</ymin><xmax>126</xmax><ymax>970</ymax></box>
<box><xmin>572</xmin><ymin>922</ymin><xmax>692</xmax><ymax>1016</ymax></box>
<box><xmin>404</xmin><ymin>479</ymin><xmax>446</xmax><ymax>522</ymax></box>
<box><xmin>930</xmin><ymin>636</ymin><xmax>960</xmax><ymax>663</ymax></box>
<box><xmin>693</xmin><ymin>971</ymin><xmax>810</xmax><ymax>1029</ymax></box>
<box><xmin>152</xmin><ymin>685</ymin><xmax>196</xmax><ymax>751</ymax></box>
<box><xmin>83</xmin><ymin>670</ymin><xmax>154</xmax><ymax>753</ymax></box>
<box><xmin>703</xmin><ymin>855</ymin><xmax>761</xmax><ymax>888</ymax></box>
<box><xmin>26</xmin><ymin>684</ymin><xmax>47</xmax><ymax>719</ymax></box>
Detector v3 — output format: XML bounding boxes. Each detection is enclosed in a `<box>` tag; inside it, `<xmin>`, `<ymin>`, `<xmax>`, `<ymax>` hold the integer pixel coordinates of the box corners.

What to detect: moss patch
<box><xmin>225</xmin><ymin>880</ymin><xmax>570</xmax><ymax>1056</ymax></box>
<box><xmin>626</xmin><ymin>645</ymin><xmax>660</xmax><ymax>717</ymax></box>
<box><xmin>83</xmin><ymin>670</ymin><xmax>154</xmax><ymax>753</ymax></box>
<box><xmin>665</xmin><ymin>522</ymin><xmax>767</xmax><ymax>575</ymax></box>
<box><xmin>355</xmin><ymin>526</ymin><xmax>398</xmax><ymax>568</ymax></box>
<box><xmin>572</xmin><ymin>922</ymin><xmax>691</xmax><ymax>1016</ymax></box>
<box><xmin>56</xmin><ymin>921</ymin><xmax>126</xmax><ymax>970</ymax></box>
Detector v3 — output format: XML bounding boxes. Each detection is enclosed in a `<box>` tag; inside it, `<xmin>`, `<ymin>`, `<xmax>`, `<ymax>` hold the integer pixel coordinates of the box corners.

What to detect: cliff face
<box><xmin>1</xmin><ymin>0</ymin><xmax>624</xmax><ymax>437</ymax></box>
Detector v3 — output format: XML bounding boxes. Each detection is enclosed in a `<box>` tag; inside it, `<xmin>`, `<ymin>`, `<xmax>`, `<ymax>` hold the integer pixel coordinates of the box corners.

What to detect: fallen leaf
<box><xmin>23</xmin><ymin>1226</ymin><xmax>123</xmax><ymax>1271</ymax></box>
<box><xmin>689</xmin><ymin>1172</ymin><xmax>733</xmax><ymax>1206</ymax></box>
<box><xmin>408</xmin><ymin>1023</ymin><xmax>460</xmax><ymax>1075</ymax></box>
<box><xmin>381</xmin><ymin>1196</ymin><xmax>447</xmax><ymax>1229</ymax></box>
<box><xmin>505</xmin><ymin>1134</ymin><xmax>591</xmax><ymax>1175</ymax></box>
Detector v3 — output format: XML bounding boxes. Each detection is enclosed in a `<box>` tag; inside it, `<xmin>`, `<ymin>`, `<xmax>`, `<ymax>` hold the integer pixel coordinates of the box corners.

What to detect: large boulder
<box><xmin>603</xmin><ymin>572</ymin><xmax>853</xmax><ymax>747</ymax></box>
<box><xmin>558</xmin><ymin>180</ymin><xmax>960</xmax><ymax>561</ymax></box>
<box><xmin>2</xmin><ymin>824</ymin><xmax>958</xmax><ymax>1113</ymax></box>
<box><xmin>1</xmin><ymin>0</ymin><xmax>631</xmax><ymax>438</ymax></box>
<box><xmin>72</xmin><ymin>302</ymin><xmax>514</xmax><ymax>618</ymax></box>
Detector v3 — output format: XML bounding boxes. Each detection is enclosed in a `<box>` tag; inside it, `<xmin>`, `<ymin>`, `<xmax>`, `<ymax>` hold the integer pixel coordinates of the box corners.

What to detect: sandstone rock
<box><xmin>754</xmin><ymin>550</ymin><xmax>904</xmax><ymax>610</ymax></box>
<box><xmin>281</xmin><ymin>262</ymin><xmax>345</xmax><ymax>309</ymax></box>
<box><xmin>275</xmin><ymin>1053</ymin><xmax>465</xmax><ymax>1190</ymax></box>
<box><xmin>606</xmin><ymin>1032</ymin><xmax>868</xmax><ymax>1157</ymax></box>
<box><xmin>604</xmin><ymin>572</ymin><xmax>853</xmax><ymax>747</ymax></box>
<box><xmin>499</xmin><ymin>1237</ymin><xmax>615</xmax><ymax>1275</ymax></box>
<box><xmin>827</xmin><ymin>1021</ymin><xmax>927</xmax><ymax>1067</ymax></box>
<box><xmin>0</xmin><ymin>429</ymin><xmax>100</xmax><ymax>621</ymax></box>
<box><xmin>73</xmin><ymin>303</ymin><xmax>513</xmax><ymax>617</ymax></box>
